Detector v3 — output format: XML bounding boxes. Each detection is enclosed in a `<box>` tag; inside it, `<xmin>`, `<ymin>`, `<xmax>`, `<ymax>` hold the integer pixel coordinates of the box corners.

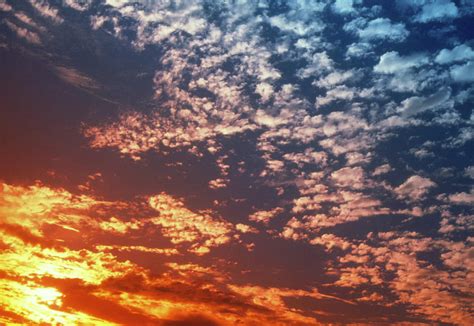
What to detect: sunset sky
<box><xmin>0</xmin><ymin>0</ymin><xmax>473</xmax><ymax>325</ymax></box>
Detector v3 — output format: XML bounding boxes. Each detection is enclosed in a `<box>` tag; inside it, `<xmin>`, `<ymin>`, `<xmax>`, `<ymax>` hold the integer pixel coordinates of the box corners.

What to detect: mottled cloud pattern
<box><xmin>0</xmin><ymin>0</ymin><xmax>473</xmax><ymax>325</ymax></box>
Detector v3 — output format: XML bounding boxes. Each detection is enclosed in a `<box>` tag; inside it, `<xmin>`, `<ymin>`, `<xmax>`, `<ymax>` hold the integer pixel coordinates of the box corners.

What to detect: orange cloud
<box><xmin>3</xmin><ymin>181</ymin><xmax>333</xmax><ymax>325</ymax></box>
<box><xmin>148</xmin><ymin>193</ymin><xmax>236</xmax><ymax>255</ymax></box>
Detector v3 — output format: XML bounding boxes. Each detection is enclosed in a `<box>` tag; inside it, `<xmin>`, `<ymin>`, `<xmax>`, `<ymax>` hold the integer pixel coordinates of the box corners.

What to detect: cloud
<box><xmin>3</xmin><ymin>1</ymin><xmax>474</xmax><ymax>324</ymax></box>
<box><xmin>373</xmin><ymin>164</ymin><xmax>391</xmax><ymax>176</ymax></box>
<box><xmin>249</xmin><ymin>207</ymin><xmax>284</xmax><ymax>224</ymax></box>
<box><xmin>314</xmin><ymin>70</ymin><xmax>355</xmax><ymax>88</ymax></box>
<box><xmin>95</xmin><ymin>245</ymin><xmax>179</xmax><ymax>256</ymax></box>
<box><xmin>332</xmin><ymin>0</ymin><xmax>361</xmax><ymax>14</ymax></box>
<box><xmin>63</xmin><ymin>0</ymin><xmax>92</xmax><ymax>11</ymax></box>
<box><xmin>208</xmin><ymin>178</ymin><xmax>228</xmax><ymax>189</ymax></box>
<box><xmin>5</xmin><ymin>20</ymin><xmax>41</xmax><ymax>45</ymax></box>
<box><xmin>374</xmin><ymin>51</ymin><xmax>429</xmax><ymax>74</ymax></box>
<box><xmin>356</xmin><ymin>18</ymin><xmax>409</xmax><ymax>42</ymax></box>
<box><xmin>28</xmin><ymin>0</ymin><xmax>64</xmax><ymax>24</ymax></box>
<box><xmin>268</xmin><ymin>14</ymin><xmax>323</xmax><ymax>36</ymax></box>
<box><xmin>297</xmin><ymin>51</ymin><xmax>334</xmax><ymax>78</ymax></box>
<box><xmin>0</xmin><ymin>0</ymin><xmax>12</xmax><ymax>12</ymax></box>
<box><xmin>435</xmin><ymin>44</ymin><xmax>474</xmax><ymax>64</ymax></box>
<box><xmin>447</xmin><ymin>190</ymin><xmax>474</xmax><ymax>205</ymax></box>
<box><xmin>283</xmin><ymin>149</ymin><xmax>328</xmax><ymax>168</ymax></box>
<box><xmin>148</xmin><ymin>193</ymin><xmax>236</xmax><ymax>255</ymax></box>
<box><xmin>1</xmin><ymin>181</ymin><xmax>318</xmax><ymax>325</ymax></box>
<box><xmin>310</xmin><ymin>234</ymin><xmax>352</xmax><ymax>251</ymax></box>
<box><xmin>255</xmin><ymin>82</ymin><xmax>274</xmax><ymax>102</ymax></box>
<box><xmin>398</xmin><ymin>87</ymin><xmax>452</xmax><ymax>117</ymax></box>
<box><xmin>394</xmin><ymin>175</ymin><xmax>436</xmax><ymax>200</ymax></box>
<box><xmin>345</xmin><ymin>41</ymin><xmax>373</xmax><ymax>57</ymax></box>
<box><xmin>331</xmin><ymin>167</ymin><xmax>365</xmax><ymax>189</ymax></box>
<box><xmin>315</xmin><ymin>85</ymin><xmax>355</xmax><ymax>106</ymax></box>
<box><xmin>332</xmin><ymin>232</ymin><xmax>474</xmax><ymax>324</ymax></box>
<box><xmin>415</xmin><ymin>0</ymin><xmax>459</xmax><ymax>23</ymax></box>
<box><xmin>450</xmin><ymin>61</ymin><xmax>474</xmax><ymax>82</ymax></box>
<box><xmin>228</xmin><ymin>284</ymin><xmax>353</xmax><ymax>324</ymax></box>
<box><xmin>54</xmin><ymin>66</ymin><xmax>100</xmax><ymax>90</ymax></box>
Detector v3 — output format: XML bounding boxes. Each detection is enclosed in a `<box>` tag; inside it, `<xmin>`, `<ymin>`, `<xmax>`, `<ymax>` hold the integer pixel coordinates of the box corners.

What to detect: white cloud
<box><xmin>315</xmin><ymin>85</ymin><xmax>355</xmax><ymax>106</ymax></box>
<box><xmin>465</xmin><ymin>166</ymin><xmax>474</xmax><ymax>179</ymax></box>
<box><xmin>253</xmin><ymin>109</ymin><xmax>292</xmax><ymax>128</ymax></box>
<box><xmin>435</xmin><ymin>44</ymin><xmax>474</xmax><ymax>64</ymax></box>
<box><xmin>450</xmin><ymin>61</ymin><xmax>474</xmax><ymax>82</ymax></box>
<box><xmin>374</xmin><ymin>51</ymin><xmax>429</xmax><ymax>74</ymax></box>
<box><xmin>381</xmin><ymin>68</ymin><xmax>444</xmax><ymax>93</ymax></box>
<box><xmin>297</xmin><ymin>51</ymin><xmax>334</xmax><ymax>78</ymax></box>
<box><xmin>314</xmin><ymin>70</ymin><xmax>355</xmax><ymax>88</ymax></box>
<box><xmin>357</xmin><ymin>18</ymin><xmax>409</xmax><ymax>42</ymax></box>
<box><xmin>345</xmin><ymin>42</ymin><xmax>373</xmax><ymax>58</ymax></box>
<box><xmin>415</xmin><ymin>0</ymin><xmax>459</xmax><ymax>23</ymax></box>
<box><xmin>268</xmin><ymin>14</ymin><xmax>323</xmax><ymax>36</ymax></box>
<box><xmin>332</xmin><ymin>0</ymin><xmax>360</xmax><ymax>14</ymax></box>
<box><xmin>398</xmin><ymin>87</ymin><xmax>452</xmax><ymax>117</ymax></box>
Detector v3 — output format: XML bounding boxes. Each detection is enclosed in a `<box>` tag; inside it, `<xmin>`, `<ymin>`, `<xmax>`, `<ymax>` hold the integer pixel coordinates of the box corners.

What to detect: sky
<box><xmin>0</xmin><ymin>0</ymin><xmax>473</xmax><ymax>325</ymax></box>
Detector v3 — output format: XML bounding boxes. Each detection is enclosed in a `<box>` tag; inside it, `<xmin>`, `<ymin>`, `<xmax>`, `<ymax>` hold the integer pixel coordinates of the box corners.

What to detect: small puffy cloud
<box><xmin>450</xmin><ymin>61</ymin><xmax>474</xmax><ymax>82</ymax></box>
<box><xmin>297</xmin><ymin>51</ymin><xmax>334</xmax><ymax>78</ymax></box>
<box><xmin>394</xmin><ymin>175</ymin><xmax>436</xmax><ymax>200</ymax></box>
<box><xmin>208</xmin><ymin>178</ymin><xmax>228</xmax><ymax>189</ymax></box>
<box><xmin>28</xmin><ymin>0</ymin><xmax>64</xmax><ymax>24</ymax></box>
<box><xmin>381</xmin><ymin>67</ymin><xmax>443</xmax><ymax>93</ymax></box>
<box><xmin>310</xmin><ymin>234</ymin><xmax>352</xmax><ymax>251</ymax></box>
<box><xmin>314</xmin><ymin>70</ymin><xmax>355</xmax><ymax>88</ymax></box>
<box><xmin>249</xmin><ymin>207</ymin><xmax>283</xmax><ymax>224</ymax></box>
<box><xmin>322</xmin><ymin>111</ymin><xmax>368</xmax><ymax>137</ymax></box>
<box><xmin>255</xmin><ymin>82</ymin><xmax>274</xmax><ymax>102</ymax></box>
<box><xmin>5</xmin><ymin>21</ymin><xmax>41</xmax><ymax>45</ymax></box>
<box><xmin>373</xmin><ymin>164</ymin><xmax>391</xmax><ymax>176</ymax></box>
<box><xmin>357</xmin><ymin>18</ymin><xmax>408</xmax><ymax>42</ymax></box>
<box><xmin>447</xmin><ymin>190</ymin><xmax>474</xmax><ymax>205</ymax></box>
<box><xmin>148</xmin><ymin>193</ymin><xmax>235</xmax><ymax>255</ymax></box>
<box><xmin>235</xmin><ymin>223</ymin><xmax>258</xmax><ymax>234</ymax></box>
<box><xmin>331</xmin><ymin>167</ymin><xmax>365</xmax><ymax>189</ymax></box>
<box><xmin>0</xmin><ymin>0</ymin><xmax>12</xmax><ymax>11</ymax></box>
<box><xmin>435</xmin><ymin>44</ymin><xmax>474</xmax><ymax>64</ymax></box>
<box><xmin>332</xmin><ymin>0</ymin><xmax>361</xmax><ymax>14</ymax></box>
<box><xmin>346</xmin><ymin>42</ymin><xmax>373</xmax><ymax>58</ymax></box>
<box><xmin>283</xmin><ymin>149</ymin><xmax>328</xmax><ymax>167</ymax></box>
<box><xmin>315</xmin><ymin>85</ymin><xmax>355</xmax><ymax>106</ymax></box>
<box><xmin>374</xmin><ymin>51</ymin><xmax>429</xmax><ymax>74</ymax></box>
<box><xmin>465</xmin><ymin>166</ymin><xmax>474</xmax><ymax>179</ymax></box>
<box><xmin>398</xmin><ymin>87</ymin><xmax>452</xmax><ymax>117</ymax></box>
<box><xmin>63</xmin><ymin>0</ymin><xmax>92</xmax><ymax>11</ymax></box>
<box><xmin>415</xmin><ymin>0</ymin><xmax>459</xmax><ymax>23</ymax></box>
<box><xmin>268</xmin><ymin>14</ymin><xmax>323</xmax><ymax>36</ymax></box>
